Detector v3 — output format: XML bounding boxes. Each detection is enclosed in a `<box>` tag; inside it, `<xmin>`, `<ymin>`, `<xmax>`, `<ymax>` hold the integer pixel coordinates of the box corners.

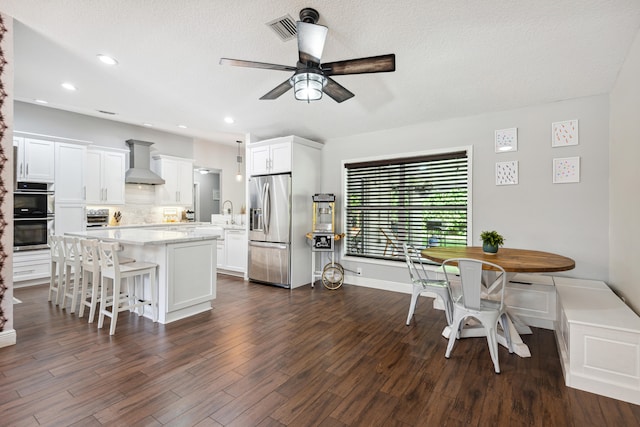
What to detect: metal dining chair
<box><xmin>441</xmin><ymin>258</ymin><xmax>513</xmax><ymax>373</ymax></box>
<box><xmin>402</xmin><ymin>243</ymin><xmax>453</xmax><ymax>326</ymax></box>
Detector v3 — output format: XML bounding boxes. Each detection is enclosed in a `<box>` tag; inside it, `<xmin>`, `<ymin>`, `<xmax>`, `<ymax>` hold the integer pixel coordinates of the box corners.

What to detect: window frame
<box><xmin>340</xmin><ymin>145</ymin><xmax>473</xmax><ymax>264</ymax></box>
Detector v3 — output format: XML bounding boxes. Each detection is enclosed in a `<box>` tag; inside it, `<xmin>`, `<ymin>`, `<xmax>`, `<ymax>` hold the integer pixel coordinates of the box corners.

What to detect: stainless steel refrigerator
<box><xmin>248</xmin><ymin>173</ymin><xmax>292</xmax><ymax>287</ymax></box>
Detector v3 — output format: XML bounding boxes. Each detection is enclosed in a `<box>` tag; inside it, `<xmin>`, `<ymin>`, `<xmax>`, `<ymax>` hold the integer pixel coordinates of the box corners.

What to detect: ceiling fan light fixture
<box><xmin>291</xmin><ymin>70</ymin><xmax>326</xmax><ymax>102</ymax></box>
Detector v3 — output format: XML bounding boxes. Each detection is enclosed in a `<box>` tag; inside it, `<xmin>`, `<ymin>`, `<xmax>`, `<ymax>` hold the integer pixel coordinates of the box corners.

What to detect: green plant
<box><xmin>480</xmin><ymin>230</ymin><xmax>505</xmax><ymax>247</ymax></box>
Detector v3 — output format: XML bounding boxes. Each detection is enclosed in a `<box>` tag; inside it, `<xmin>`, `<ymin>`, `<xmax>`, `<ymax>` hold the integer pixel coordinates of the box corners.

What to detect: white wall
<box><xmin>322</xmin><ymin>95</ymin><xmax>610</xmax><ymax>285</ymax></box>
<box><xmin>14</xmin><ymin>101</ymin><xmax>193</xmax><ymax>158</ymax></box>
<box><xmin>193</xmin><ymin>139</ymin><xmax>245</xmax><ymax>215</ymax></box>
<box><xmin>610</xmin><ymin>29</ymin><xmax>640</xmax><ymax>313</ymax></box>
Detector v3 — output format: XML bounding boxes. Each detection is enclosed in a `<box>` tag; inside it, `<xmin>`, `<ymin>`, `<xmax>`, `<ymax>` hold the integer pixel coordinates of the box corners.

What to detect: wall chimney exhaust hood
<box><xmin>125</xmin><ymin>139</ymin><xmax>166</xmax><ymax>185</ymax></box>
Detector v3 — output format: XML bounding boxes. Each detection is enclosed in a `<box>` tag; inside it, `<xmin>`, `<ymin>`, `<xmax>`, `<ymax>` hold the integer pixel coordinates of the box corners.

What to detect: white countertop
<box><xmin>104</xmin><ymin>222</ymin><xmax>246</xmax><ymax>231</ymax></box>
<box><xmin>67</xmin><ymin>227</ymin><xmax>220</xmax><ymax>246</ymax></box>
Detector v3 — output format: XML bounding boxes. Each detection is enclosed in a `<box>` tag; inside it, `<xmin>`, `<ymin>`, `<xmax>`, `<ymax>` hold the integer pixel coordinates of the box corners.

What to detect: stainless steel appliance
<box><xmin>14</xmin><ymin>182</ymin><xmax>55</xmax><ymax>251</ymax></box>
<box><xmin>86</xmin><ymin>208</ymin><xmax>110</xmax><ymax>228</ymax></box>
<box><xmin>248</xmin><ymin>173</ymin><xmax>292</xmax><ymax>287</ymax></box>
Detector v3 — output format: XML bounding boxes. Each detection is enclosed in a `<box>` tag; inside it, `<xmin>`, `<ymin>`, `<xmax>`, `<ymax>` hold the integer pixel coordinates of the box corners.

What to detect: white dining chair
<box><xmin>48</xmin><ymin>235</ymin><xmax>65</xmax><ymax>305</ymax></box>
<box><xmin>441</xmin><ymin>258</ymin><xmax>513</xmax><ymax>373</ymax></box>
<box><xmin>78</xmin><ymin>238</ymin><xmax>101</xmax><ymax>322</ymax></box>
<box><xmin>60</xmin><ymin>236</ymin><xmax>83</xmax><ymax>313</ymax></box>
<box><xmin>402</xmin><ymin>243</ymin><xmax>452</xmax><ymax>326</ymax></box>
<box><xmin>97</xmin><ymin>241</ymin><xmax>158</xmax><ymax>335</ymax></box>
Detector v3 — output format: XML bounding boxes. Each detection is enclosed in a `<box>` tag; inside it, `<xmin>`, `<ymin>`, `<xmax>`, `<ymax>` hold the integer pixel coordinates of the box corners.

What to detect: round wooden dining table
<box><xmin>420</xmin><ymin>246</ymin><xmax>575</xmax><ymax>273</ymax></box>
<box><xmin>420</xmin><ymin>246</ymin><xmax>575</xmax><ymax>357</ymax></box>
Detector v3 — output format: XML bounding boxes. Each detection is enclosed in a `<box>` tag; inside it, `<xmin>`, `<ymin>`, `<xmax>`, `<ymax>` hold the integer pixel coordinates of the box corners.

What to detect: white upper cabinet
<box><xmin>55</xmin><ymin>142</ymin><xmax>86</xmax><ymax>203</ymax></box>
<box><xmin>248</xmin><ymin>141</ymin><xmax>292</xmax><ymax>175</ymax></box>
<box><xmin>152</xmin><ymin>155</ymin><xmax>194</xmax><ymax>206</ymax></box>
<box><xmin>14</xmin><ymin>137</ymin><xmax>55</xmax><ymax>182</ymax></box>
<box><xmin>85</xmin><ymin>148</ymin><xmax>126</xmax><ymax>205</ymax></box>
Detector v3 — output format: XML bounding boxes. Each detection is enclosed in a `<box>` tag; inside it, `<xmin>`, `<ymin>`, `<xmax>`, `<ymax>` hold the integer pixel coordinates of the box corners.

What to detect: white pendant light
<box><xmin>236</xmin><ymin>140</ymin><xmax>243</xmax><ymax>181</ymax></box>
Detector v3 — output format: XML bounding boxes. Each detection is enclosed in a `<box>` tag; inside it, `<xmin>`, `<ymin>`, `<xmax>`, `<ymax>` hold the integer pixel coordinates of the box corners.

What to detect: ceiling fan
<box><xmin>219</xmin><ymin>7</ymin><xmax>395</xmax><ymax>103</ymax></box>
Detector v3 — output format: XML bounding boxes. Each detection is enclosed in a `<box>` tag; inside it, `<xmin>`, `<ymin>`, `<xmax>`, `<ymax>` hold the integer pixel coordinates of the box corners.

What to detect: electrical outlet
<box><xmin>356</xmin><ymin>268</ymin><xmax>362</xmax><ymax>276</ymax></box>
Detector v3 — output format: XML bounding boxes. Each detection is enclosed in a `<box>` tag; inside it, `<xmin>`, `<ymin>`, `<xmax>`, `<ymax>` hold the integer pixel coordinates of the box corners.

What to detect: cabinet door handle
<box><xmin>105</xmin><ymin>188</ymin><xmax>108</xmax><ymax>201</ymax></box>
<box><xmin>83</xmin><ymin>186</ymin><xmax>86</xmax><ymax>200</ymax></box>
<box><xmin>19</xmin><ymin>163</ymin><xmax>23</xmax><ymax>176</ymax></box>
<box><xmin>26</xmin><ymin>163</ymin><xmax>29</xmax><ymax>176</ymax></box>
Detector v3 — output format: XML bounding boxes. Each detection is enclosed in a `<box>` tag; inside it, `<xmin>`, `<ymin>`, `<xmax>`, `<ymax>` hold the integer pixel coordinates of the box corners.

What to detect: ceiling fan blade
<box><xmin>259</xmin><ymin>80</ymin><xmax>293</xmax><ymax>100</ymax></box>
<box><xmin>322</xmin><ymin>54</ymin><xmax>396</xmax><ymax>76</ymax></box>
<box><xmin>220</xmin><ymin>58</ymin><xmax>296</xmax><ymax>72</ymax></box>
<box><xmin>323</xmin><ymin>77</ymin><xmax>355</xmax><ymax>103</ymax></box>
<box><xmin>297</xmin><ymin>21</ymin><xmax>328</xmax><ymax>66</ymax></box>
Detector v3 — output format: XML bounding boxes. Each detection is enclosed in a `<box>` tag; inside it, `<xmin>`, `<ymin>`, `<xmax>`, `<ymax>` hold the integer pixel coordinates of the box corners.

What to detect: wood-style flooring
<box><xmin>2</xmin><ymin>275</ymin><xmax>639</xmax><ymax>426</ymax></box>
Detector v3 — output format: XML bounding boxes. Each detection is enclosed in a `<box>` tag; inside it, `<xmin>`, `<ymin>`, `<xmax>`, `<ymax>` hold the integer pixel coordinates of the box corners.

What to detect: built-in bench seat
<box><xmin>554</xmin><ymin>276</ymin><xmax>640</xmax><ymax>405</ymax></box>
<box><xmin>505</xmin><ymin>273</ymin><xmax>556</xmax><ymax>330</ymax></box>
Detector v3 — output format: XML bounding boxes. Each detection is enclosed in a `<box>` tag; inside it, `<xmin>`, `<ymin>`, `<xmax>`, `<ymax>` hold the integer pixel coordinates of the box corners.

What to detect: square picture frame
<box><xmin>553</xmin><ymin>157</ymin><xmax>580</xmax><ymax>184</ymax></box>
<box><xmin>496</xmin><ymin>161</ymin><xmax>518</xmax><ymax>185</ymax></box>
<box><xmin>495</xmin><ymin>128</ymin><xmax>518</xmax><ymax>153</ymax></box>
<box><xmin>552</xmin><ymin>119</ymin><xmax>579</xmax><ymax>147</ymax></box>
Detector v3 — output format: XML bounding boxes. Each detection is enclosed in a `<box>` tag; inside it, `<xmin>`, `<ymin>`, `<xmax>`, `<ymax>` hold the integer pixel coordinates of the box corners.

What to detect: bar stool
<box><xmin>78</xmin><ymin>239</ymin><xmax>101</xmax><ymax>322</ymax></box>
<box><xmin>48</xmin><ymin>235</ymin><xmax>65</xmax><ymax>305</ymax></box>
<box><xmin>60</xmin><ymin>236</ymin><xmax>83</xmax><ymax>313</ymax></box>
<box><xmin>97</xmin><ymin>241</ymin><xmax>158</xmax><ymax>335</ymax></box>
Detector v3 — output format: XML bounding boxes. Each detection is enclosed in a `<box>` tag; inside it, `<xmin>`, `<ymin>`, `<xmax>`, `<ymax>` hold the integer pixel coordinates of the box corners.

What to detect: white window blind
<box><xmin>345</xmin><ymin>150</ymin><xmax>469</xmax><ymax>261</ymax></box>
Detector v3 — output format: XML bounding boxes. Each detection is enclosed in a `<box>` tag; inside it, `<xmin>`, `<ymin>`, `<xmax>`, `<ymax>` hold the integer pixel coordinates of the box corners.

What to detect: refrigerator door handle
<box><xmin>249</xmin><ymin>241</ymin><xmax>288</xmax><ymax>250</ymax></box>
<box><xmin>263</xmin><ymin>182</ymin><xmax>271</xmax><ymax>235</ymax></box>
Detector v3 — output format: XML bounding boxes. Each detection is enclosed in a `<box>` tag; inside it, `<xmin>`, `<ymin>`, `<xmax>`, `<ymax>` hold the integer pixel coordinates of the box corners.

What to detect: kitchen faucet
<box><xmin>222</xmin><ymin>200</ymin><xmax>234</xmax><ymax>224</ymax></box>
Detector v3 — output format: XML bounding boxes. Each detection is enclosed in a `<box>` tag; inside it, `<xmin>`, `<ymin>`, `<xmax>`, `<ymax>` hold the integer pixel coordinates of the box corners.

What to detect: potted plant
<box><xmin>480</xmin><ymin>230</ymin><xmax>504</xmax><ymax>254</ymax></box>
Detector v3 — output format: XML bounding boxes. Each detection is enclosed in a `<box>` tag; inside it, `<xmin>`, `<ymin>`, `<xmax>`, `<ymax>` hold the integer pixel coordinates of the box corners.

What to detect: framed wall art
<box><xmin>553</xmin><ymin>157</ymin><xmax>580</xmax><ymax>183</ymax></box>
<box><xmin>495</xmin><ymin>127</ymin><xmax>518</xmax><ymax>152</ymax></box>
<box><xmin>496</xmin><ymin>161</ymin><xmax>518</xmax><ymax>185</ymax></box>
<box><xmin>552</xmin><ymin>119</ymin><xmax>578</xmax><ymax>147</ymax></box>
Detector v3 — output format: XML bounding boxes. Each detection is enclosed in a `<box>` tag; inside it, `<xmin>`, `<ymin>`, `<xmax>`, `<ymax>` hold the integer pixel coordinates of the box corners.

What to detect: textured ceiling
<box><xmin>1</xmin><ymin>0</ymin><xmax>639</xmax><ymax>145</ymax></box>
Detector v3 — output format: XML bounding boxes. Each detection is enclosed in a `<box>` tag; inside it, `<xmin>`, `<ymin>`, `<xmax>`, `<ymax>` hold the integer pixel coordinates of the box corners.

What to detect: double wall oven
<box><xmin>14</xmin><ymin>182</ymin><xmax>54</xmax><ymax>251</ymax></box>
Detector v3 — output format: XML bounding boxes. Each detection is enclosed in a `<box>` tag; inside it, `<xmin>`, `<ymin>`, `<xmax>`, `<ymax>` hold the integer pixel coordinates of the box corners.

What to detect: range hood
<box><xmin>125</xmin><ymin>139</ymin><xmax>166</xmax><ymax>185</ymax></box>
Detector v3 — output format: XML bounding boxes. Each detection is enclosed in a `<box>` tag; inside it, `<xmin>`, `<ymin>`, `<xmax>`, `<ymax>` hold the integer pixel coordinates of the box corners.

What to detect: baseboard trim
<box><xmin>344</xmin><ymin>274</ymin><xmax>437</xmax><ymax>298</ymax></box>
<box><xmin>0</xmin><ymin>329</ymin><xmax>17</xmax><ymax>348</ymax></box>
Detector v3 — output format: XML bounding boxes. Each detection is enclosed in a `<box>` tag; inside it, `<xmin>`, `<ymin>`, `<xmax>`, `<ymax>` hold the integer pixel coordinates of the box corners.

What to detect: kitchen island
<box><xmin>67</xmin><ymin>227</ymin><xmax>218</xmax><ymax>324</ymax></box>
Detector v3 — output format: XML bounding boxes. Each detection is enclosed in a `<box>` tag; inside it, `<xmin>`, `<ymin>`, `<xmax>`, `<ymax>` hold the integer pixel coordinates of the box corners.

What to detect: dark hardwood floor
<box><xmin>2</xmin><ymin>275</ymin><xmax>639</xmax><ymax>426</ymax></box>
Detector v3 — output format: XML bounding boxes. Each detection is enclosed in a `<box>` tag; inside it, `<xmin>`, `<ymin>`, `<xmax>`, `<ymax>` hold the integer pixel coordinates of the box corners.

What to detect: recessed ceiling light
<box><xmin>97</xmin><ymin>54</ymin><xmax>118</xmax><ymax>65</ymax></box>
<box><xmin>224</xmin><ymin>117</ymin><xmax>234</xmax><ymax>124</ymax></box>
<box><xmin>143</xmin><ymin>123</ymin><xmax>153</xmax><ymax>127</ymax></box>
<box><xmin>61</xmin><ymin>82</ymin><xmax>77</xmax><ymax>91</ymax></box>
<box><xmin>178</xmin><ymin>124</ymin><xmax>187</xmax><ymax>129</ymax></box>
<box><xmin>34</xmin><ymin>99</ymin><xmax>48</xmax><ymax>104</ymax></box>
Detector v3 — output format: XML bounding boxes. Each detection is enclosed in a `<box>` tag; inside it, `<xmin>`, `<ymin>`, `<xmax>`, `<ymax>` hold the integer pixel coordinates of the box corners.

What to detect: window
<box><xmin>344</xmin><ymin>149</ymin><xmax>470</xmax><ymax>261</ymax></box>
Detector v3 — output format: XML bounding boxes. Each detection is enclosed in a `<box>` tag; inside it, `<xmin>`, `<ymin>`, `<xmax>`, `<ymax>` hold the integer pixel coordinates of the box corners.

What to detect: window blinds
<box><xmin>345</xmin><ymin>150</ymin><xmax>469</xmax><ymax>260</ymax></box>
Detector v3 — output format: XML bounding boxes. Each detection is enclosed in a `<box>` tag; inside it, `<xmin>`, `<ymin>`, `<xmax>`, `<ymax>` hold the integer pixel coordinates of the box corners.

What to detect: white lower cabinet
<box><xmin>166</xmin><ymin>241</ymin><xmax>216</xmax><ymax>313</ymax></box>
<box><xmin>224</xmin><ymin>229</ymin><xmax>247</xmax><ymax>272</ymax></box>
<box><xmin>216</xmin><ymin>229</ymin><xmax>247</xmax><ymax>275</ymax></box>
<box><xmin>217</xmin><ymin>240</ymin><xmax>225</xmax><ymax>268</ymax></box>
<box><xmin>13</xmin><ymin>249</ymin><xmax>51</xmax><ymax>285</ymax></box>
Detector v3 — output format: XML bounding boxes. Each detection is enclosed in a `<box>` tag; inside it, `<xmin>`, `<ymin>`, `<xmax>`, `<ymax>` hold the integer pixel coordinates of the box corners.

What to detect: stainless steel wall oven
<box><xmin>14</xmin><ymin>182</ymin><xmax>54</xmax><ymax>251</ymax></box>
